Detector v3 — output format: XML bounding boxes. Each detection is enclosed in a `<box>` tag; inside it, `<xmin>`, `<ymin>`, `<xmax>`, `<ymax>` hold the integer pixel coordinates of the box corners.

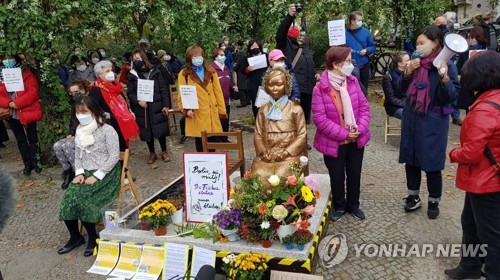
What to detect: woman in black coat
<box><xmin>382</xmin><ymin>51</ymin><xmax>410</xmax><ymax>119</ymax></box>
<box><xmin>127</xmin><ymin>50</ymin><xmax>171</xmax><ymax>164</ymax></box>
<box><xmin>240</xmin><ymin>39</ymin><xmax>268</xmax><ymax>118</ymax></box>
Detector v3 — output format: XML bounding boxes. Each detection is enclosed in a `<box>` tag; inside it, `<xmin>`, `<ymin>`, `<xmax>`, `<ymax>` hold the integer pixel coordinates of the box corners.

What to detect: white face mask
<box><xmin>77</xmin><ymin>64</ymin><xmax>87</xmax><ymax>72</ymax></box>
<box><xmin>76</xmin><ymin>113</ymin><xmax>94</xmax><ymax>126</ymax></box>
<box><xmin>416</xmin><ymin>44</ymin><xmax>433</xmax><ymax>57</ymax></box>
<box><xmin>340</xmin><ymin>63</ymin><xmax>354</xmax><ymax>76</ymax></box>
<box><xmin>164</xmin><ymin>55</ymin><xmax>171</xmax><ymax>61</ymax></box>
<box><xmin>273</xmin><ymin>62</ymin><xmax>286</xmax><ymax>69</ymax></box>
<box><xmin>104</xmin><ymin>71</ymin><xmax>115</xmax><ymax>82</ymax></box>
<box><xmin>92</xmin><ymin>58</ymin><xmax>100</xmax><ymax>64</ymax></box>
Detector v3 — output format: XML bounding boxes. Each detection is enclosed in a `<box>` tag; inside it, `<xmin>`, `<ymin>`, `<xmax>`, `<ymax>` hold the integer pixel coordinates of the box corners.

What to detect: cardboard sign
<box><xmin>162</xmin><ymin>243</ymin><xmax>190</xmax><ymax>280</ymax></box>
<box><xmin>137</xmin><ymin>79</ymin><xmax>154</xmax><ymax>102</ymax></box>
<box><xmin>87</xmin><ymin>241</ymin><xmax>120</xmax><ymax>276</ymax></box>
<box><xmin>179</xmin><ymin>85</ymin><xmax>199</xmax><ymax>109</ymax></box>
<box><xmin>190</xmin><ymin>246</ymin><xmax>216</xmax><ymax>277</ymax></box>
<box><xmin>183</xmin><ymin>153</ymin><xmax>228</xmax><ymax>223</ymax></box>
<box><xmin>328</xmin><ymin>20</ymin><xmax>346</xmax><ymax>46</ymax></box>
<box><xmin>247</xmin><ymin>54</ymin><xmax>268</xmax><ymax>70</ymax></box>
<box><xmin>109</xmin><ymin>243</ymin><xmax>142</xmax><ymax>278</ymax></box>
<box><xmin>2</xmin><ymin>68</ymin><xmax>25</xmax><ymax>92</ymax></box>
<box><xmin>131</xmin><ymin>245</ymin><xmax>164</xmax><ymax>280</ymax></box>
<box><xmin>255</xmin><ymin>86</ymin><xmax>271</xmax><ymax>108</ymax></box>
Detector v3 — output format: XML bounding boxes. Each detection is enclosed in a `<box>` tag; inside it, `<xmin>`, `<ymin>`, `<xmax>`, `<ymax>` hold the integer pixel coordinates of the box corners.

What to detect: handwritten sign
<box><xmin>109</xmin><ymin>243</ymin><xmax>142</xmax><ymax>279</ymax></box>
<box><xmin>137</xmin><ymin>79</ymin><xmax>154</xmax><ymax>102</ymax></box>
<box><xmin>162</xmin><ymin>243</ymin><xmax>190</xmax><ymax>280</ymax></box>
<box><xmin>179</xmin><ymin>85</ymin><xmax>199</xmax><ymax>109</ymax></box>
<box><xmin>328</xmin><ymin>20</ymin><xmax>346</xmax><ymax>46</ymax></box>
<box><xmin>2</xmin><ymin>68</ymin><xmax>25</xmax><ymax>92</ymax></box>
<box><xmin>183</xmin><ymin>153</ymin><xmax>228</xmax><ymax>223</ymax></box>
<box><xmin>255</xmin><ymin>86</ymin><xmax>271</xmax><ymax>108</ymax></box>
<box><xmin>87</xmin><ymin>241</ymin><xmax>120</xmax><ymax>276</ymax></box>
<box><xmin>132</xmin><ymin>245</ymin><xmax>164</xmax><ymax>280</ymax></box>
<box><xmin>247</xmin><ymin>54</ymin><xmax>268</xmax><ymax>70</ymax></box>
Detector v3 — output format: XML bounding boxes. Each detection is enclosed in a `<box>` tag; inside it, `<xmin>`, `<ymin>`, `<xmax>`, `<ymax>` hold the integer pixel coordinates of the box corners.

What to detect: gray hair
<box><xmin>94</xmin><ymin>60</ymin><xmax>113</xmax><ymax>76</ymax></box>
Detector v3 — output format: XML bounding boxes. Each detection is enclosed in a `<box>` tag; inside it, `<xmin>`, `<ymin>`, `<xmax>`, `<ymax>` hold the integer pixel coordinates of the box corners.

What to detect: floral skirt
<box><xmin>59</xmin><ymin>164</ymin><xmax>121</xmax><ymax>223</ymax></box>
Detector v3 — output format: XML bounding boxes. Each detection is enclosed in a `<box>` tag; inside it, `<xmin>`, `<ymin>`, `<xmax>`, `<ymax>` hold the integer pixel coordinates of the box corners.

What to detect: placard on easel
<box><xmin>183</xmin><ymin>153</ymin><xmax>229</xmax><ymax>223</ymax></box>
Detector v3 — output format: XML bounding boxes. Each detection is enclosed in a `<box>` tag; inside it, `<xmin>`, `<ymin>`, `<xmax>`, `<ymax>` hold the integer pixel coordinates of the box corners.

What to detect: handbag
<box><xmin>0</xmin><ymin>107</ymin><xmax>12</xmax><ymax>121</ymax></box>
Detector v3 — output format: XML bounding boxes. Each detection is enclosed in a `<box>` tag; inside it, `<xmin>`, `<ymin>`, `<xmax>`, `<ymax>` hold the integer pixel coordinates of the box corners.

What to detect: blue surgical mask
<box><xmin>356</xmin><ymin>21</ymin><xmax>363</xmax><ymax>28</ymax></box>
<box><xmin>2</xmin><ymin>59</ymin><xmax>16</xmax><ymax>68</ymax></box>
<box><xmin>217</xmin><ymin>55</ymin><xmax>226</xmax><ymax>63</ymax></box>
<box><xmin>192</xmin><ymin>57</ymin><xmax>204</xmax><ymax>67</ymax></box>
<box><xmin>100</xmin><ymin>52</ymin><xmax>106</xmax><ymax>58</ymax></box>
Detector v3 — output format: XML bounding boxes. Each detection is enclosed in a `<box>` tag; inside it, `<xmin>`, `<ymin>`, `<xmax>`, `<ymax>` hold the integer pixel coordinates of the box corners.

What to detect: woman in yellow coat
<box><xmin>177</xmin><ymin>46</ymin><xmax>227</xmax><ymax>152</ymax></box>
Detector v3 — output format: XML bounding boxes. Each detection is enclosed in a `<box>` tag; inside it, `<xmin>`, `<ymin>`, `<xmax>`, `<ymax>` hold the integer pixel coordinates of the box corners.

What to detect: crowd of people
<box><xmin>0</xmin><ymin>4</ymin><xmax>498</xmax><ymax>279</ymax></box>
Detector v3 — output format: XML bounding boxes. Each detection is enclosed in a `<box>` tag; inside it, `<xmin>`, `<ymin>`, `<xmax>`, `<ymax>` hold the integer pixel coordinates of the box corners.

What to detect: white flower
<box><xmin>272</xmin><ymin>205</ymin><xmax>288</xmax><ymax>222</ymax></box>
<box><xmin>227</xmin><ymin>199</ymin><xmax>234</xmax><ymax>208</ymax></box>
<box><xmin>261</xmin><ymin>221</ymin><xmax>270</xmax><ymax>229</ymax></box>
<box><xmin>268</xmin><ymin>175</ymin><xmax>280</xmax><ymax>186</ymax></box>
<box><xmin>222</xmin><ymin>257</ymin><xmax>229</xmax><ymax>264</ymax></box>
<box><xmin>299</xmin><ymin>156</ymin><xmax>309</xmax><ymax>167</ymax></box>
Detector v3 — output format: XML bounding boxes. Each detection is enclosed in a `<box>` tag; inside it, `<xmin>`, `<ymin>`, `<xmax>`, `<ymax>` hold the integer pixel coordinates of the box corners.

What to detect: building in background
<box><xmin>454</xmin><ymin>0</ymin><xmax>499</xmax><ymax>24</ymax></box>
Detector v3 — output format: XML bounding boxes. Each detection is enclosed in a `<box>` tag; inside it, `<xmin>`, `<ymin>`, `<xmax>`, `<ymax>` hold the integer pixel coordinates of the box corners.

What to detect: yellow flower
<box><xmin>301</xmin><ymin>186</ymin><xmax>314</xmax><ymax>203</ymax></box>
<box><xmin>229</xmin><ymin>188</ymin><xmax>235</xmax><ymax>196</ymax></box>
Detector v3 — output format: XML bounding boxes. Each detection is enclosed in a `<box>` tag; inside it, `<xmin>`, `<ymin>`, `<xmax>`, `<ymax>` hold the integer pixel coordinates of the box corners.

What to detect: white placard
<box><xmin>247</xmin><ymin>54</ymin><xmax>268</xmax><ymax>70</ymax></box>
<box><xmin>179</xmin><ymin>85</ymin><xmax>199</xmax><ymax>109</ymax></box>
<box><xmin>183</xmin><ymin>153</ymin><xmax>228</xmax><ymax>223</ymax></box>
<box><xmin>255</xmin><ymin>86</ymin><xmax>272</xmax><ymax>108</ymax></box>
<box><xmin>162</xmin><ymin>243</ymin><xmax>190</xmax><ymax>280</ymax></box>
<box><xmin>2</xmin><ymin>68</ymin><xmax>25</xmax><ymax>92</ymax></box>
<box><xmin>328</xmin><ymin>20</ymin><xmax>346</xmax><ymax>46</ymax></box>
<box><xmin>190</xmin><ymin>246</ymin><xmax>216</xmax><ymax>277</ymax></box>
<box><xmin>137</xmin><ymin>79</ymin><xmax>154</xmax><ymax>102</ymax></box>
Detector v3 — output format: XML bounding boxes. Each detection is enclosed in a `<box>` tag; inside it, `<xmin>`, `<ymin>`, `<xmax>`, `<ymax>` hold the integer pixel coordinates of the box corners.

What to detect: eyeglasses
<box><xmin>69</xmin><ymin>91</ymin><xmax>82</xmax><ymax>95</ymax></box>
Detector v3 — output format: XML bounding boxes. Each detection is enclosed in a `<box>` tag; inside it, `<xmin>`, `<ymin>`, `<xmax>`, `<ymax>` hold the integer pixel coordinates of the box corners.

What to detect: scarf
<box><xmin>265</xmin><ymin>95</ymin><xmax>289</xmax><ymax>120</ymax></box>
<box><xmin>95</xmin><ymin>78</ymin><xmax>139</xmax><ymax>145</ymax></box>
<box><xmin>214</xmin><ymin>60</ymin><xmax>225</xmax><ymax>71</ymax></box>
<box><xmin>327</xmin><ymin>71</ymin><xmax>357</xmax><ymax>132</ymax></box>
<box><xmin>75</xmin><ymin>118</ymin><xmax>98</xmax><ymax>149</ymax></box>
<box><xmin>407</xmin><ymin>48</ymin><xmax>441</xmax><ymax>113</ymax></box>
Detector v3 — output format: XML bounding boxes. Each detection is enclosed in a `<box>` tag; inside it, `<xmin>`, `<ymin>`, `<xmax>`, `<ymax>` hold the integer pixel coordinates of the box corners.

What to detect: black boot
<box><xmin>61</xmin><ymin>169</ymin><xmax>74</xmax><ymax>190</ymax></box>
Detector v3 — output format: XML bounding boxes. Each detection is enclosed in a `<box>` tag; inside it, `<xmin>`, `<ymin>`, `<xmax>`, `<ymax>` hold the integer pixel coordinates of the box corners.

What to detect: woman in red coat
<box><xmin>0</xmin><ymin>54</ymin><xmax>42</xmax><ymax>175</ymax></box>
<box><xmin>445</xmin><ymin>51</ymin><xmax>500</xmax><ymax>280</ymax></box>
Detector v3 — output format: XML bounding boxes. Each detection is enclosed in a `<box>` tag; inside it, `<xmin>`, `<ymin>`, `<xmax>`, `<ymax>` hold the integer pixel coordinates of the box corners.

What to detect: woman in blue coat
<box><xmin>399</xmin><ymin>26</ymin><xmax>460</xmax><ymax>219</ymax></box>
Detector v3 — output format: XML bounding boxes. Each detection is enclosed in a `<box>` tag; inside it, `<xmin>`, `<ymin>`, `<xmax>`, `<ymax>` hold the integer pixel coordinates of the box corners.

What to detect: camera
<box><xmin>295</xmin><ymin>3</ymin><xmax>303</xmax><ymax>13</ymax></box>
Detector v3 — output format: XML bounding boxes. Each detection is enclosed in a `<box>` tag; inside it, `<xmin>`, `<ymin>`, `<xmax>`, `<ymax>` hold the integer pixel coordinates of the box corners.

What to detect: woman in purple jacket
<box><xmin>312</xmin><ymin>46</ymin><xmax>371</xmax><ymax>222</ymax></box>
<box><xmin>211</xmin><ymin>48</ymin><xmax>235</xmax><ymax>135</ymax></box>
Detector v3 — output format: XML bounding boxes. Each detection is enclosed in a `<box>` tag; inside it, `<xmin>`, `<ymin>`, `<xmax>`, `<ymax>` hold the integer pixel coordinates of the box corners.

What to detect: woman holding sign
<box><xmin>127</xmin><ymin>50</ymin><xmax>171</xmax><ymax>164</ymax></box>
<box><xmin>0</xmin><ymin>54</ymin><xmax>42</xmax><ymax>175</ymax></box>
<box><xmin>240</xmin><ymin>39</ymin><xmax>268</xmax><ymax>118</ymax></box>
<box><xmin>177</xmin><ymin>45</ymin><xmax>227</xmax><ymax>152</ymax></box>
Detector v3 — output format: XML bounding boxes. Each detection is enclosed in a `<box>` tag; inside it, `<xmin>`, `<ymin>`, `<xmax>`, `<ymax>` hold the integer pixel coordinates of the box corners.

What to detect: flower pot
<box><xmin>277</xmin><ymin>224</ymin><xmax>296</xmax><ymax>243</ymax></box>
<box><xmin>220</xmin><ymin>228</ymin><xmax>241</xmax><ymax>242</ymax></box>
<box><xmin>261</xmin><ymin>240</ymin><xmax>272</xmax><ymax>248</ymax></box>
<box><xmin>285</xmin><ymin>243</ymin><xmax>293</xmax><ymax>250</ymax></box>
<box><xmin>297</xmin><ymin>244</ymin><xmax>305</xmax><ymax>251</ymax></box>
<box><xmin>154</xmin><ymin>225</ymin><xmax>167</xmax><ymax>236</ymax></box>
<box><xmin>171</xmin><ymin>207</ymin><xmax>184</xmax><ymax>224</ymax></box>
<box><xmin>141</xmin><ymin>220</ymin><xmax>151</xmax><ymax>231</ymax></box>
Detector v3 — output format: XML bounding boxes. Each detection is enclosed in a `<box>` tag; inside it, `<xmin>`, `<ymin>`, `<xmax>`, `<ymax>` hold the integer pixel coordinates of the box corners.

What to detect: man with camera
<box><xmin>276</xmin><ymin>3</ymin><xmax>316</xmax><ymax>125</ymax></box>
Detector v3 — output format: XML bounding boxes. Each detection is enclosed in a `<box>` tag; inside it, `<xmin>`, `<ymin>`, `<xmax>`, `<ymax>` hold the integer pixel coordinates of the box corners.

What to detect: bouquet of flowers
<box><xmin>222</xmin><ymin>252</ymin><xmax>272</xmax><ymax>280</ymax></box>
<box><xmin>139</xmin><ymin>199</ymin><xmax>177</xmax><ymax>229</ymax></box>
<box><xmin>212</xmin><ymin>208</ymin><xmax>242</xmax><ymax>230</ymax></box>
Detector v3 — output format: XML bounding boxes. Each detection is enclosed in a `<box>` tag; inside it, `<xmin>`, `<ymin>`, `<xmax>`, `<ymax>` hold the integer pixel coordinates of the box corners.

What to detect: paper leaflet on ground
<box><xmin>131</xmin><ymin>245</ymin><xmax>165</xmax><ymax>280</ymax></box>
<box><xmin>190</xmin><ymin>246</ymin><xmax>216</xmax><ymax>277</ymax></box>
<box><xmin>162</xmin><ymin>243</ymin><xmax>190</xmax><ymax>280</ymax></box>
<box><xmin>87</xmin><ymin>240</ymin><xmax>120</xmax><ymax>275</ymax></box>
<box><xmin>109</xmin><ymin>243</ymin><xmax>143</xmax><ymax>279</ymax></box>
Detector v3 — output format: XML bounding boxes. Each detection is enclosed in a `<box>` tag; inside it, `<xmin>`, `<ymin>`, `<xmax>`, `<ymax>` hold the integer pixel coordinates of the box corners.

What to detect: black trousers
<box><xmin>180</xmin><ymin>117</ymin><xmax>186</xmax><ymax>137</ymax></box>
<box><xmin>239</xmin><ymin>89</ymin><xmax>249</xmax><ymax>106</ymax></box>
<box><xmin>324</xmin><ymin>143</ymin><xmax>364</xmax><ymax>212</ymax></box>
<box><xmin>194</xmin><ymin>136</ymin><xmax>219</xmax><ymax>152</ymax></box>
<box><xmin>359</xmin><ymin>65</ymin><xmax>370</xmax><ymax>92</ymax></box>
<box><xmin>405</xmin><ymin>164</ymin><xmax>442</xmax><ymax>201</ymax></box>
<box><xmin>221</xmin><ymin>105</ymin><xmax>231</xmax><ymax>133</ymax></box>
<box><xmin>147</xmin><ymin>137</ymin><xmax>167</xmax><ymax>153</ymax></box>
<box><xmin>459</xmin><ymin>191</ymin><xmax>500</xmax><ymax>279</ymax></box>
<box><xmin>0</xmin><ymin>120</ymin><xmax>9</xmax><ymax>143</ymax></box>
<box><xmin>300</xmin><ymin>92</ymin><xmax>312</xmax><ymax>124</ymax></box>
<box><xmin>7</xmin><ymin>119</ymin><xmax>39</xmax><ymax>168</ymax></box>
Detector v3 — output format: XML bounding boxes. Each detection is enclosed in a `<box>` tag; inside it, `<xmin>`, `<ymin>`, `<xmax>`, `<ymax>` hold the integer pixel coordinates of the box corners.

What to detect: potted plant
<box><xmin>168</xmin><ymin>195</ymin><xmax>185</xmax><ymax>224</ymax></box>
<box><xmin>293</xmin><ymin>229</ymin><xmax>314</xmax><ymax>251</ymax></box>
<box><xmin>212</xmin><ymin>208</ymin><xmax>242</xmax><ymax>241</ymax></box>
<box><xmin>282</xmin><ymin>235</ymin><xmax>294</xmax><ymax>250</ymax></box>
<box><xmin>222</xmin><ymin>252</ymin><xmax>271</xmax><ymax>280</ymax></box>
<box><xmin>139</xmin><ymin>199</ymin><xmax>177</xmax><ymax>236</ymax></box>
<box><xmin>260</xmin><ymin>220</ymin><xmax>273</xmax><ymax>248</ymax></box>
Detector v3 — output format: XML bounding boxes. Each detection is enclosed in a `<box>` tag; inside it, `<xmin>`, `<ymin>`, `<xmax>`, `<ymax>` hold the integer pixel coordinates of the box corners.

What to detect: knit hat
<box><xmin>138</xmin><ymin>38</ymin><xmax>150</xmax><ymax>47</ymax></box>
<box><xmin>157</xmin><ymin>50</ymin><xmax>166</xmax><ymax>58</ymax></box>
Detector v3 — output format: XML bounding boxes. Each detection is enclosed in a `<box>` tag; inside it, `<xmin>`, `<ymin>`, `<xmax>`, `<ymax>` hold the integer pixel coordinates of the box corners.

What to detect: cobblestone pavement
<box><xmin>0</xmin><ymin>81</ymin><xmax>472</xmax><ymax>280</ymax></box>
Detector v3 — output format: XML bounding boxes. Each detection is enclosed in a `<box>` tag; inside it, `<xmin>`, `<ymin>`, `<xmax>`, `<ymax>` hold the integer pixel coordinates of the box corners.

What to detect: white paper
<box><xmin>137</xmin><ymin>79</ymin><xmax>154</xmax><ymax>102</ymax></box>
<box><xmin>163</xmin><ymin>243</ymin><xmax>189</xmax><ymax>280</ymax></box>
<box><xmin>328</xmin><ymin>20</ymin><xmax>346</xmax><ymax>46</ymax></box>
<box><xmin>183</xmin><ymin>153</ymin><xmax>228</xmax><ymax>223</ymax></box>
<box><xmin>255</xmin><ymin>86</ymin><xmax>271</xmax><ymax>108</ymax></box>
<box><xmin>179</xmin><ymin>85</ymin><xmax>199</xmax><ymax>109</ymax></box>
<box><xmin>2</xmin><ymin>68</ymin><xmax>25</xmax><ymax>92</ymax></box>
<box><xmin>109</xmin><ymin>244</ymin><xmax>143</xmax><ymax>279</ymax></box>
<box><xmin>247</xmin><ymin>54</ymin><xmax>268</xmax><ymax>70</ymax></box>
<box><xmin>87</xmin><ymin>241</ymin><xmax>120</xmax><ymax>276</ymax></box>
<box><xmin>190</xmin><ymin>246</ymin><xmax>216</xmax><ymax>277</ymax></box>
<box><xmin>132</xmin><ymin>245</ymin><xmax>164</xmax><ymax>280</ymax></box>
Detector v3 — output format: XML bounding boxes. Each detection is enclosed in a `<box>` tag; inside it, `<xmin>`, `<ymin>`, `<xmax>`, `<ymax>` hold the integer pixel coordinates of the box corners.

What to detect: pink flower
<box><xmin>283</xmin><ymin>194</ymin><xmax>297</xmax><ymax>208</ymax></box>
<box><xmin>292</xmin><ymin>219</ymin><xmax>309</xmax><ymax>230</ymax></box>
<box><xmin>304</xmin><ymin>176</ymin><xmax>320</xmax><ymax>191</ymax></box>
<box><xmin>286</xmin><ymin>175</ymin><xmax>297</xmax><ymax>186</ymax></box>
<box><xmin>301</xmin><ymin>205</ymin><xmax>315</xmax><ymax>216</ymax></box>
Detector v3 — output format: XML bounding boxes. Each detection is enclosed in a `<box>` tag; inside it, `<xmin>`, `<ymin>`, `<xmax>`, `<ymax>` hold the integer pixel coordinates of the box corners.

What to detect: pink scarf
<box><xmin>328</xmin><ymin>71</ymin><xmax>357</xmax><ymax>132</ymax></box>
<box><xmin>408</xmin><ymin>48</ymin><xmax>441</xmax><ymax>113</ymax></box>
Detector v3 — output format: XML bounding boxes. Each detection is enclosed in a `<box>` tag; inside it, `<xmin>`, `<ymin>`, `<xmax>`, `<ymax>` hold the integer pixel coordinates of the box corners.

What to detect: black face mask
<box><xmin>69</xmin><ymin>92</ymin><xmax>85</xmax><ymax>103</ymax></box>
<box><xmin>250</xmin><ymin>48</ymin><xmax>260</xmax><ymax>55</ymax></box>
<box><xmin>133</xmin><ymin>60</ymin><xmax>145</xmax><ymax>69</ymax></box>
